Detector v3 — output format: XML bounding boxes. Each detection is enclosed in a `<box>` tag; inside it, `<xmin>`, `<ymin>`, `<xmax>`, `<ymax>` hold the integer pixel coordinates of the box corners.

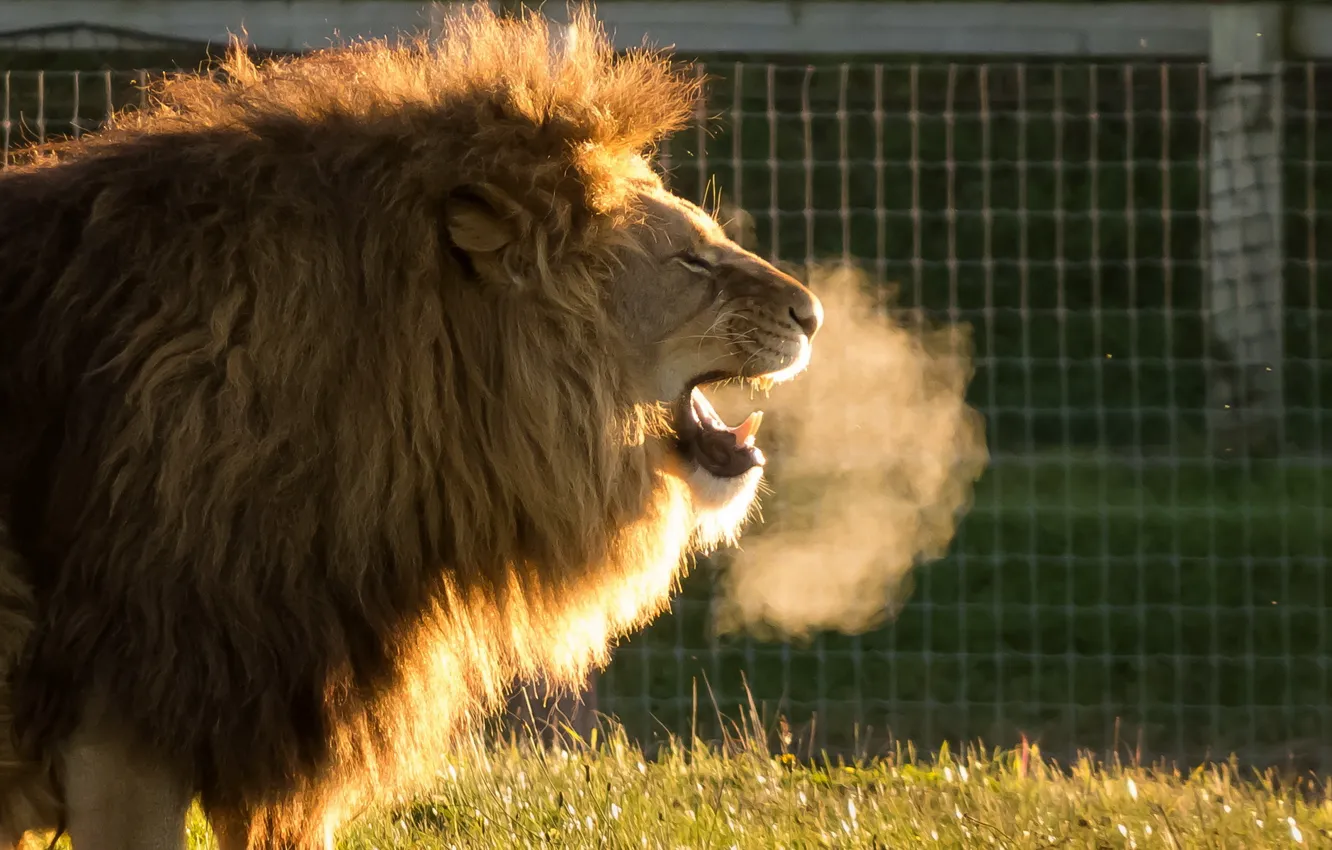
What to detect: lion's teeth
<box><xmin>732</xmin><ymin>411</ymin><xmax>763</xmax><ymax>447</ymax></box>
<box><xmin>691</xmin><ymin>386</ymin><xmax>719</xmax><ymax>422</ymax></box>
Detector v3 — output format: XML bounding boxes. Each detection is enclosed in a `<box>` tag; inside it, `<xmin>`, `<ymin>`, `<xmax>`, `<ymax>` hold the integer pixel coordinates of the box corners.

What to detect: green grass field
<box><xmin>167</xmin><ymin>719</ymin><xmax>1332</xmax><ymax>849</ymax></box>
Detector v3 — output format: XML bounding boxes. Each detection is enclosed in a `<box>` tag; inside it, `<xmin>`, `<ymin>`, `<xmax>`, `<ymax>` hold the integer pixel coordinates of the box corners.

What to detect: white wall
<box><xmin>3</xmin><ymin>1</ymin><xmax>1332</xmax><ymax>58</ymax></box>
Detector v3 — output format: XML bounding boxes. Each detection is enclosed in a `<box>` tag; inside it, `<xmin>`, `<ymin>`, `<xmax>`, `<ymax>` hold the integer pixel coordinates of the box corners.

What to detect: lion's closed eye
<box><xmin>674</xmin><ymin>251</ymin><xmax>714</xmax><ymax>274</ymax></box>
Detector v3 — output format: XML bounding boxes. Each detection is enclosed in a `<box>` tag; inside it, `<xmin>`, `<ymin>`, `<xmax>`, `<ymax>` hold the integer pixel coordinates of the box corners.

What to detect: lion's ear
<box><xmin>719</xmin><ymin>202</ymin><xmax>758</xmax><ymax>252</ymax></box>
<box><xmin>444</xmin><ymin>190</ymin><xmax>517</xmax><ymax>255</ymax></box>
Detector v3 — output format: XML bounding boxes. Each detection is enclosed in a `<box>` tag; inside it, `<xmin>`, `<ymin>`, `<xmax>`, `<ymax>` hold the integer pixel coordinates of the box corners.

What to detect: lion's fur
<box><xmin>0</xmin><ymin>527</ymin><xmax>58</xmax><ymax>844</ymax></box>
<box><xmin>0</xmin><ymin>4</ymin><xmax>724</xmax><ymax>841</ymax></box>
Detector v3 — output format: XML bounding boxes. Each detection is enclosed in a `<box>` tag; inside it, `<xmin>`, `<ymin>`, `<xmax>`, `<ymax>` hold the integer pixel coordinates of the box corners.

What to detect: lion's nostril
<box><xmin>789</xmin><ymin>304</ymin><xmax>821</xmax><ymax>339</ymax></box>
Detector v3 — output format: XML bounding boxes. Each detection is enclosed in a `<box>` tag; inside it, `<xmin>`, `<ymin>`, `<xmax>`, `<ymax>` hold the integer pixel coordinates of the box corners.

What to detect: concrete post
<box><xmin>1206</xmin><ymin>4</ymin><xmax>1288</xmax><ymax>456</ymax></box>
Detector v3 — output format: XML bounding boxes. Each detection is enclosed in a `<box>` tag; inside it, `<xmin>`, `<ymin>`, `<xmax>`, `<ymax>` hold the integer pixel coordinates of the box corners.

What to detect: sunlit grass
<box><xmin>167</xmin><ymin>711</ymin><xmax>1332</xmax><ymax>849</ymax></box>
<box><xmin>24</xmin><ymin>691</ymin><xmax>1324</xmax><ymax>848</ymax></box>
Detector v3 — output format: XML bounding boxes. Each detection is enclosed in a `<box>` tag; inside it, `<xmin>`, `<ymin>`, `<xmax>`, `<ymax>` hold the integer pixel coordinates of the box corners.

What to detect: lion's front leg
<box><xmin>0</xmin><ymin>679</ymin><xmax>62</xmax><ymax>849</ymax></box>
<box><xmin>207</xmin><ymin>808</ymin><xmax>336</xmax><ymax>850</ymax></box>
<box><xmin>0</xmin><ymin>770</ymin><xmax>61</xmax><ymax>850</ymax></box>
<box><xmin>60</xmin><ymin>724</ymin><xmax>191</xmax><ymax>850</ymax></box>
<box><xmin>0</xmin><ymin>524</ymin><xmax>60</xmax><ymax>848</ymax></box>
<box><xmin>208</xmin><ymin>812</ymin><xmax>251</xmax><ymax>850</ymax></box>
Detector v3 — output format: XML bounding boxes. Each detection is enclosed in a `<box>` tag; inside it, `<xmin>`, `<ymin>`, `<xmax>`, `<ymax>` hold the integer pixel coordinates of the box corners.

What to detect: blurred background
<box><xmin>4</xmin><ymin>0</ymin><xmax>1328</xmax><ymax>775</ymax></box>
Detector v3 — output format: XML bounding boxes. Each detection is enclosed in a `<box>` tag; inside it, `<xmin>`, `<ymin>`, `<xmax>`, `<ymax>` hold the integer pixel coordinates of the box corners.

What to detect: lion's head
<box><xmin>446</xmin><ymin>168</ymin><xmax>821</xmax><ymax>546</ymax></box>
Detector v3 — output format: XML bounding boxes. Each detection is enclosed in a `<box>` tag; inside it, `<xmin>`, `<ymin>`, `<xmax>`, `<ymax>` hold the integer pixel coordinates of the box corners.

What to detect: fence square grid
<box><xmin>3</xmin><ymin>58</ymin><xmax>1329</xmax><ymax>771</ymax></box>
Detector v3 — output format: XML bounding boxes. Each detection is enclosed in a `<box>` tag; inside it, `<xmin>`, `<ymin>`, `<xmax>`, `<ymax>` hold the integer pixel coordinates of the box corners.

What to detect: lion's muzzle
<box><xmin>671</xmin><ymin>268</ymin><xmax>823</xmax><ymax>481</ymax></box>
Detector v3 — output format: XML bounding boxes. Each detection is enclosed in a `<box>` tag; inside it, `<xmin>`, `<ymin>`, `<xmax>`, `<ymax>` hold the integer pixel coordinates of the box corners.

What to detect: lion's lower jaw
<box><xmin>682</xmin><ymin>464</ymin><xmax>765</xmax><ymax>554</ymax></box>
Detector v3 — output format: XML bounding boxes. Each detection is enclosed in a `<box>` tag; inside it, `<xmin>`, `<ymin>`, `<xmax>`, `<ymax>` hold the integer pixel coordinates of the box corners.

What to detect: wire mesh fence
<box><xmin>3</xmin><ymin>59</ymin><xmax>1329</xmax><ymax>771</ymax></box>
<box><xmin>624</xmin><ymin>59</ymin><xmax>1331</xmax><ymax>772</ymax></box>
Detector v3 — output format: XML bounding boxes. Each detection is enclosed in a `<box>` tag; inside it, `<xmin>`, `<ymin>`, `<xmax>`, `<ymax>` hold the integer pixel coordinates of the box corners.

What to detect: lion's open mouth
<box><xmin>673</xmin><ymin>375</ymin><xmax>766</xmax><ymax>479</ymax></box>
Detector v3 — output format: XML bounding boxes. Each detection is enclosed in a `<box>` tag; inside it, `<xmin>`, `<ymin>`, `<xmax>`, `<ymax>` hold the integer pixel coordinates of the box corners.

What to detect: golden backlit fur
<box><xmin>0</xmin><ymin>4</ymin><xmax>820</xmax><ymax>846</ymax></box>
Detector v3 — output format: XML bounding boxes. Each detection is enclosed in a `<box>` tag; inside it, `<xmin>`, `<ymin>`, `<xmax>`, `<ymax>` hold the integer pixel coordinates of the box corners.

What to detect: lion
<box><xmin>0</xmin><ymin>4</ymin><xmax>822</xmax><ymax>848</ymax></box>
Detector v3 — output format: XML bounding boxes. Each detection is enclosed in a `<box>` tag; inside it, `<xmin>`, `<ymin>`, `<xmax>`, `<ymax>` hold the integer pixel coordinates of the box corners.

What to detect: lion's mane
<box><xmin>0</xmin><ymin>4</ymin><xmax>705</xmax><ymax>840</ymax></box>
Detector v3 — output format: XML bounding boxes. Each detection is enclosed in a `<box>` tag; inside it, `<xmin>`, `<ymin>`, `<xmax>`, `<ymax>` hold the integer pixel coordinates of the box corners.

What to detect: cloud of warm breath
<box><xmin>708</xmin><ymin>265</ymin><xmax>989</xmax><ymax>641</ymax></box>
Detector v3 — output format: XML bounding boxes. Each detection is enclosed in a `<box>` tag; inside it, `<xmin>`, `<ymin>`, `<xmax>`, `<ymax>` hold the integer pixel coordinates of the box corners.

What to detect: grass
<box><xmin>163</xmin><ymin>716</ymin><xmax>1332</xmax><ymax>849</ymax></box>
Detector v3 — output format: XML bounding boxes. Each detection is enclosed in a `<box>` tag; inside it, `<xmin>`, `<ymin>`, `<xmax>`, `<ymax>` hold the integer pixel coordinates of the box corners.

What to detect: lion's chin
<box><xmin>678</xmin><ymin>462</ymin><xmax>765</xmax><ymax>553</ymax></box>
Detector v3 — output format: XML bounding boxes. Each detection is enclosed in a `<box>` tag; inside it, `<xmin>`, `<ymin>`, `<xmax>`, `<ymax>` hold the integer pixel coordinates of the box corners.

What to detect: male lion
<box><xmin>0</xmin><ymin>4</ymin><xmax>821</xmax><ymax>848</ymax></box>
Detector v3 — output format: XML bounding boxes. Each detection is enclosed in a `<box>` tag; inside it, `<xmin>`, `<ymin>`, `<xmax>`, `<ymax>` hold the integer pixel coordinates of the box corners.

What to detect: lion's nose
<box><xmin>788</xmin><ymin>286</ymin><xmax>824</xmax><ymax>340</ymax></box>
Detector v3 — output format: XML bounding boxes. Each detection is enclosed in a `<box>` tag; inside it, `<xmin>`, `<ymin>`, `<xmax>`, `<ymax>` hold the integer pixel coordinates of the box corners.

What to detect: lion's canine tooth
<box><xmin>733</xmin><ymin>411</ymin><xmax>763</xmax><ymax>447</ymax></box>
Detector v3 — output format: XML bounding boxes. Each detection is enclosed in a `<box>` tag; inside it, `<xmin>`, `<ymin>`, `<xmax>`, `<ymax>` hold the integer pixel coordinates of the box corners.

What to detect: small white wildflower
<box><xmin>955</xmin><ymin>805</ymin><xmax>963</xmax><ymax>819</ymax></box>
<box><xmin>1118</xmin><ymin>824</ymin><xmax>1128</xmax><ymax>838</ymax></box>
<box><xmin>931</xmin><ymin>830</ymin><xmax>939</xmax><ymax>841</ymax></box>
<box><xmin>1224</xmin><ymin>804</ymin><xmax>1232</xmax><ymax>814</ymax></box>
<box><xmin>1127</xmin><ymin>778</ymin><xmax>1138</xmax><ymax>801</ymax></box>
<box><xmin>447</xmin><ymin>764</ymin><xmax>458</xmax><ymax>781</ymax></box>
<box><xmin>959</xmin><ymin>765</ymin><xmax>969</xmax><ymax>782</ymax></box>
<box><xmin>944</xmin><ymin>766</ymin><xmax>954</xmax><ymax>782</ymax></box>
<box><xmin>610</xmin><ymin>803</ymin><xmax>621</xmax><ymax>820</ymax></box>
<box><xmin>584</xmin><ymin>815</ymin><xmax>594</xmax><ymax>830</ymax></box>
<box><xmin>848</xmin><ymin>799</ymin><xmax>857</xmax><ymax>821</ymax></box>
<box><xmin>798</xmin><ymin>791</ymin><xmax>807</xmax><ymax>806</ymax></box>
<box><xmin>1256</xmin><ymin>819</ymin><xmax>1264</xmax><ymax>828</ymax></box>
<box><xmin>1289</xmin><ymin>817</ymin><xmax>1303</xmax><ymax>843</ymax></box>
<box><xmin>1144</xmin><ymin>825</ymin><xmax>1152</xmax><ymax>836</ymax></box>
